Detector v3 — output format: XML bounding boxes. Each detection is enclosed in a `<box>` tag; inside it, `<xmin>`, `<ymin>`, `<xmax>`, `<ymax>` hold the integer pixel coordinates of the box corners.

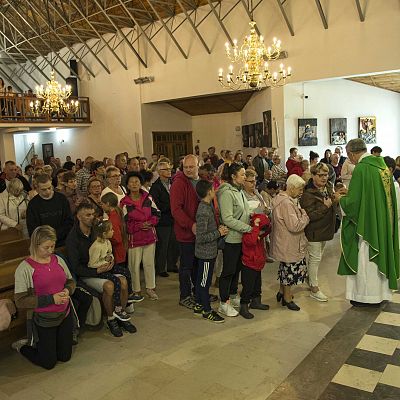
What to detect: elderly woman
<box><xmin>217</xmin><ymin>163</ymin><xmax>252</xmax><ymax>317</ymax></box>
<box><xmin>270</xmin><ymin>174</ymin><xmax>310</xmax><ymax>311</ymax></box>
<box><xmin>101</xmin><ymin>166</ymin><xmax>126</xmax><ymax>204</ymax></box>
<box><xmin>86</xmin><ymin>177</ymin><xmax>104</xmax><ymax>220</ymax></box>
<box><xmin>0</xmin><ymin>178</ymin><xmax>29</xmax><ymax>236</ymax></box>
<box><xmin>300</xmin><ymin>163</ymin><xmax>342</xmax><ymax>302</ymax></box>
<box><xmin>121</xmin><ymin>172</ymin><xmax>160</xmax><ymax>301</ymax></box>
<box><xmin>13</xmin><ymin>225</ymin><xmax>76</xmax><ymax>370</ymax></box>
<box><xmin>243</xmin><ymin>169</ymin><xmax>267</xmax><ymax>215</ymax></box>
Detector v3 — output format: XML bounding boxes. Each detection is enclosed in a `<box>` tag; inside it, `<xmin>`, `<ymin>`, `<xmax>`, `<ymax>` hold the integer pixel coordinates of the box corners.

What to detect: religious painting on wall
<box><xmin>329</xmin><ymin>118</ymin><xmax>347</xmax><ymax>145</ymax></box>
<box><xmin>358</xmin><ymin>116</ymin><xmax>376</xmax><ymax>144</ymax></box>
<box><xmin>248</xmin><ymin>124</ymin><xmax>256</xmax><ymax>148</ymax></box>
<box><xmin>254</xmin><ymin>122</ymin><xmax>264</xmax><ymax>147</ymax></box>
<box><xmin>298</xmin><ymin>118</ymin><xmax>318</xmax><ymax>146</ymax></box>
<box><xmin>242</xmin><ymin>125</ymin><xmax>249</xmax><ymax>148</ymax></box>
<box><xmin>262</xmin><ymin>110</ymin><xmax>273</xmax><ymax>148</ymax></box>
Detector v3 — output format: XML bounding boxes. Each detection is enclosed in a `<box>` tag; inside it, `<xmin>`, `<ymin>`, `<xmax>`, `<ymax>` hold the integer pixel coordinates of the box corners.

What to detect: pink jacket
<box><xmin>120</xmin><ymin>190</ymin><xmax>160</xmax><ymax>248</ymax></box>
<box><xmin>270</xmin><ymin>192</ymin><xmax>309</xmax><ymax>263</ymax></box>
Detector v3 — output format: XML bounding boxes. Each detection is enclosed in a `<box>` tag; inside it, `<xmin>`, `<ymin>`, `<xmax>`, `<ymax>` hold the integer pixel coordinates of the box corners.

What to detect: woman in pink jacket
<box><xmin>121</xmin><ymin>172</ymin><xmax>160</xmax><ymax>301</ymax></box>
<box><xmin>270</xmin><ymin>175</ymin><xmax>310</xmax><ymax>311</ymax></box>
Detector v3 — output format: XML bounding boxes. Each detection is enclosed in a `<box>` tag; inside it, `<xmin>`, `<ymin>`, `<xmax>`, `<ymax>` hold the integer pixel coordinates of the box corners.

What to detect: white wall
<box><xmin>141</xmin><ymin>103</ymin><xmax>192</xmax><ymax>156</ymax></box>
<box><xmin>284</xmin><ymin>79</ymin><xmax>400</xmax><ymax>159</ymax></box>
<box><xmin>192</xmin><ymin>112</ymin><xmax>242</xmax><ymax>155</ymax></box>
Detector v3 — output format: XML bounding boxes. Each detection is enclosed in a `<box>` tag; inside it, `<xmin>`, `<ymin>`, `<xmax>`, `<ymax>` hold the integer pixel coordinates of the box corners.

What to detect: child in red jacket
<box><xmin>240</xmin><ymin>213</ymin><xmax>271</xmax><ymax>319</ymax></box>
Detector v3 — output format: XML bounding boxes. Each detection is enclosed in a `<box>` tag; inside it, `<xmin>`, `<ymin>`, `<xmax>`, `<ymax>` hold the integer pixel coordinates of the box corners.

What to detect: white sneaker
<box><xmin>229</xmin><ymin>295</ymin><xmax>240</xmax><ymax>308</ymax></box>
<box><xmin>310</xmin><ymin>290</ymin><xmax>328</xmax><ymax>302</ymax></box>
<box><xmin>126</xmin><ymin>304</ymin><xmax>135</xmax><ymax>314</ymax></box>
<box><xmin>11</xmin><ymin>338</ymin><xmax>28</xmax><ymax>352</ymax></box>
<box><xmin>218</xmin><ymin>302</ymin><xmax>239</xmax><ymax>317</ymax></box>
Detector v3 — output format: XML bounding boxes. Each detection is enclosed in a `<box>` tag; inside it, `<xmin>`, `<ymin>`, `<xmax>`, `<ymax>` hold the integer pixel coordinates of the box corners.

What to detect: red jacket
<box><xmin>120</xmin><ymin>190</ymin><xmax>160</xmax><ymax>248</ymax></box>
<box><xmin>286</xmin><ymin>158</ymin><xmax>302</xmax><ymax>176</ymax></box>
<box><xmin>170</xmin><ymin>171</ymin><xmax>200</xmax><ymax>243</ymax></box>
<box><xmin>108</xmin><ymin>209</ymin><xmax>126</xmax><ymax>264</ymax></box>
<box><xmin>242</xmin><ymin>213</ymin><xmax>271</xmax><ymax>271</ymax></box>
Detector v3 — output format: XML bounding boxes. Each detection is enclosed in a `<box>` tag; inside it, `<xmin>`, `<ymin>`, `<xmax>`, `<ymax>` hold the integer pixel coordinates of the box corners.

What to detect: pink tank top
<box><xmin>26</xmin><ymin>255</ymin><xmax>69</xmax><ymax>313</ymax></box>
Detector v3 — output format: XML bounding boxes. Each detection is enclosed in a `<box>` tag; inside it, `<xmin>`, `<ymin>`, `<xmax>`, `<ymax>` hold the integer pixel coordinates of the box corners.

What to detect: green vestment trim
<box><xmin>338</xmin><ymin>155</ymin><xmax>400</xmax><ymax>290</ymax></box>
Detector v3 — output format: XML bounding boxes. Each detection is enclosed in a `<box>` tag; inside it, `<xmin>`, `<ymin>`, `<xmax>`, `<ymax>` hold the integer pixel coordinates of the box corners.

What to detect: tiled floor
<box><xmin>1</xmin><ymin>234</ymin><xmax>397</xmax><ymax>400</ymax></box>
<box><xmin>319</xmin><ymin>297</ymin><xmax>400</xmax><ymax>400</ymax></box>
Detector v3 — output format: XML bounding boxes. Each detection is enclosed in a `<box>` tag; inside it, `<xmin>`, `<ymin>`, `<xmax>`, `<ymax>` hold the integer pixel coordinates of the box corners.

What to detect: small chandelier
<box><xmin>30</xmin><ymin>70</ymin><xmax>79</xmax><ymax>116</ymax></box>
<box><xmin>218</xmin><ymin>21</ymin><xmax>292</xmax><ymax>90</ymax></box>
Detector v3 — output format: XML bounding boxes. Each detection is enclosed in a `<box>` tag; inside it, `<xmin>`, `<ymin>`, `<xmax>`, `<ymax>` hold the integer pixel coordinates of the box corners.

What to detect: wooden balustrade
<box><xmin>0</xmin><ymin>93</ymin><xmax>91</xmax><ymax>123</ymax></box>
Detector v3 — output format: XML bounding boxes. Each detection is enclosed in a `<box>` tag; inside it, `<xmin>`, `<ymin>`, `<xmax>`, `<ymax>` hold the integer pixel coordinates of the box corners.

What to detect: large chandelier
<box><xmin>218</xmin><ymin>21</ymin><xmax>291</xmax><ymax>90</ymax></box>
<box><xmin>30</xmin><ymin>70</ymin><xmax>79</xmax><ymax>116</ymax></box>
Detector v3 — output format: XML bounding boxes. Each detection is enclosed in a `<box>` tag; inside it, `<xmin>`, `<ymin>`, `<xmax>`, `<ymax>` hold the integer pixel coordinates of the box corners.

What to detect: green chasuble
<box><xmin>338</xmin><ymin>155</ymin><xmax>400</xmax><ymax>290</ymax></box>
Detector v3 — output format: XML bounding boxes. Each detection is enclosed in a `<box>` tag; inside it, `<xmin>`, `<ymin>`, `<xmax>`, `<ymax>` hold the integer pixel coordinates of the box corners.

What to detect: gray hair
<box><xmin>286</xmin><ymin>174</ymin><xmax>306</xmax><ymax>189</ymax></box>
<box><xmin>8</xmin><ymin>178</ymin><xmax>23</xmax><ymax>196</ymax></box>
<box><xmin>346</xmin><ymin>139</ymin><xmax>367</xmax><ymax>153</ymax></box>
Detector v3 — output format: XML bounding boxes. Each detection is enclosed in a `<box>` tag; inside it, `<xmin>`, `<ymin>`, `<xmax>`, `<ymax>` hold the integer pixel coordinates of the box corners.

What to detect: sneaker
<box><xmin>209</xmin><ymin>294</ymin><xmax>218</xmax><ymax>303</ymax></box>
<box><xmin>229</xmin><ymin>295</ymin><xmax>240</xmax><ymax>308</ymax></box>
<box><xmin>11</xmin><ymin>338</ymin><xmax>28</xmax><ymax>352</ymax></box>
<box><xmin>193</xmin><ymin>304</ymin><xmax>204</xmax><ymax>317</ymax></box>
<box><xmin>179</xmin><ymin>296</ymin><xmax>195</xmax><ymax>310</ymax></box>
<box><xmin>126</xmin><ymin>304</ymin><xmax>135</xmax><ymax>314</ymax></box>
<box><xmin>203</xmin><ymin>310</ymin><xmax>225</xmax><ymax>323</ymax></box>
<box><xmin>218</xmin><ymin>302</ymin><xmax>239</xmax><ymax>317</ymax></box>
<box><xmin>107</xmin><ymin>319</ymin><xmax>123</xmax><ymax>337</ymax></box>
<box><xmin>128</xmin><ymin>294</ymin><xmax>144</xmax><ymax>303</ymax></box>
<box><xmin>146</xmin><ymin>288</ymin><xmax>159</xmax><ymax>300</ymax></box>
<box><xmin>310</xmin><ymin>290</ymin><xmax>328</xmax><ymax>302</ymax></box>
<box><xmin>113</xmin><ymin>309</ymin><xmax>131</xmax><ymax>321</ymax></box>
<box><xmin>117</xmin><ymin>319</ymin><xmax>137</xmax><ymax>334</ymax></box>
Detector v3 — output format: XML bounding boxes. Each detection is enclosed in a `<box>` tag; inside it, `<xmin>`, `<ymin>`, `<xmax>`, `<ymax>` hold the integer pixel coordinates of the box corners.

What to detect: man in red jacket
<box><xmin>170</xmin><ymin>154</ymin><xmax>200</xmax><ymax>310</ymax></box>
<box><xmin>286</xmin><ymin>147</ymin><xmax>303</xmax><ymax>176</ymax></box>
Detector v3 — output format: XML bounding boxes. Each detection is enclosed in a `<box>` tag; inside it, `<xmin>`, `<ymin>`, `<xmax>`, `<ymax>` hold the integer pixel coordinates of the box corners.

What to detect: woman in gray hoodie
<box><xmin>217</xmin><ymin>163</ymin><xmax>252</xmax><ymax>317</ymax></box>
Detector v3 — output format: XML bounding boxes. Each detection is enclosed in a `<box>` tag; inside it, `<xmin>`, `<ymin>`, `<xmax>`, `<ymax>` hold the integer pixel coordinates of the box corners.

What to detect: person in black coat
<box><xmin>0</xmin><ymin>160</ymin><xmax>31</xmax><ymax>193</ymax></box>
<box><xmin>149</xmin><ymin>161</ymin><xmax>179</xmax><ymax>277</ymax></box>
<box><xmin>26</xmin><ymin>173</ymin><xmax>73</xmax><ymax>247</ymax></box>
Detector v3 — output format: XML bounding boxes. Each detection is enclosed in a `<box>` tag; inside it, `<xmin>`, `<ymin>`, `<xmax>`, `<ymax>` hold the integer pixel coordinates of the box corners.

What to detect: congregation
<box><xmin>1</xmin><ymin>140</ymin><xmax>399</xmax><ymax>370</ymax></box>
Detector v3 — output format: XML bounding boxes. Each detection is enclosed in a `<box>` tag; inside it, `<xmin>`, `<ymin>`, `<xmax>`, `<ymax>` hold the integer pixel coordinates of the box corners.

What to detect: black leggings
<box><xmin>97</xmin><ymin>263</ymin><xmax>132</xmax><ymax>307</ymax></box>
<box><xmin>20</xmin><ymin>311</ymin><xmax>73</xmax><ymax>370</ymax></box>
<box><xmin>71</xmin><ymin>288</ymin><xmax>93</xmax><ymax>330</ymax></box>
<box><xmin>220</xmin><ymin>243</ymin><xmax>243</xmax><ymax>302</ymax></box>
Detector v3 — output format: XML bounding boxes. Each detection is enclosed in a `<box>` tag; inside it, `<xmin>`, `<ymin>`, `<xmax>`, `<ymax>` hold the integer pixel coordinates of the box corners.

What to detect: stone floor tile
<box><xmin>375</xmin><ymin>312</ymin><xmax>400</xmax><ymax>327</ymax></box>
<box><xmin>331</xmin><ymin>364</ymin><xmax>381</xmax><ymax>393</ymax></box>
<box><xmin>379</xmin><ymin>364</ymin><xmax>400</xmax><ymax>389</ymax></box>
<box><xmin>356</xmin><ymin>334</ymin><xmax>399</xmax><ymax>355</ymax></box>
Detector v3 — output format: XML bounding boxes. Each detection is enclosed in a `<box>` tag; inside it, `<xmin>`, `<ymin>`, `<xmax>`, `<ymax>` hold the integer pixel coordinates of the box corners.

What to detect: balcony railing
<box><xmin>0</xmin><ymin>94</ymin><xmax>91</xmax><ymax>123</ymax></box>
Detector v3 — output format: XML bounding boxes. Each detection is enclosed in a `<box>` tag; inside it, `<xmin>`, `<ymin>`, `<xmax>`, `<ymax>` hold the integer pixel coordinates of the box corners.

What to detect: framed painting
<box><xmin>298</xmin><ymin>118</ymin><xmax>317</xmax><ymax>146</ymax></box>
<box><xmin>242</xmin><ymin>125</ymin><xmax>249</xmax><ymax>148</ymax></box>
<box><xmin>248</xmin><ymin>124</ymin><xmax>256</xmax><ymax>148</ymax></box>
<box><xmin>358</xmin><ymin>116</ymin><xmax>376</xmax><ymax>144</ymax></box>
<box><xmin>262</xmin><ymin>110</ymin><xmax>273</xmax><ymax>148</ymax></box>
<box><xmin>254</xmin><ymin>122</ymin><xmax>264</xmax><ymax>147</ymax></box>
<box><xmin>42</xmin><ymin>143</ymin><xmax>54</xmax><ymax>164</ymax></box>
<box><xmin>329</xmin><ymin>118</ymin><xmax>347</xmax><ymax>145</ymax></box>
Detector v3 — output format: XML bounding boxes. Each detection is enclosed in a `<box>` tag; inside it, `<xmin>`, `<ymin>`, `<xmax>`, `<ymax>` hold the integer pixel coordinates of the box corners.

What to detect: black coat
<box><xmin>149</xmin><ymin>178</ymin><xmax>174</xmax><ymax>226</ymax></box>
<box><xmin>0</xmin><ymin>174</ymin><xmax>31</xmax><ymax>193</ymax></box>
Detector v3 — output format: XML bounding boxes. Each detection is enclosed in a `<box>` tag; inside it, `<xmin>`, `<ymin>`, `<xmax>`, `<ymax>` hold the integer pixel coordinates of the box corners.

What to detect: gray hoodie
<box><xmin>217</xmin><ymin>182</ymin><xmax>251</xmax><ymax>244</ymax></box>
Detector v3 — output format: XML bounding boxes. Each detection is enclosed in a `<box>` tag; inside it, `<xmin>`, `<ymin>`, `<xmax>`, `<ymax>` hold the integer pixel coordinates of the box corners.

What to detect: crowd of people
<box><xmin>1</xmin><ymin>141</ymin><xmax>399</xmax><ymax>370</ymax></box>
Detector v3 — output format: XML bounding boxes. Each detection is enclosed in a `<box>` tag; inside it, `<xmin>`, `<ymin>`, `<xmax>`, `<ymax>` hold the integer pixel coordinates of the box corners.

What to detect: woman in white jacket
<box><xmin>0</xmin><ymin>178</ymin><xmax>29</xmax><ymax>236</ymax></box>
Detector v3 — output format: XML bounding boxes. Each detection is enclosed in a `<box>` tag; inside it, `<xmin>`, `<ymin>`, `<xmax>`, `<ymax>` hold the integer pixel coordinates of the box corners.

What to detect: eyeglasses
<box><xmin>316</xmin><ymin>173</ymin><xmax>328</xmax><ymax>178</ymax></box>
<box><xmin>160</xmin><ymin>168</ymin><xmax>172</xmax><ymax>171</ymax></box>
<box><xmin>245</xmin><ymin>180</ymin><xmax>256</xmax><ymax>184</ymax></box>
<box><xmin>109</xmin><ymin>174</ymin><xmax>121</xmax><ymax>178</ymax></box>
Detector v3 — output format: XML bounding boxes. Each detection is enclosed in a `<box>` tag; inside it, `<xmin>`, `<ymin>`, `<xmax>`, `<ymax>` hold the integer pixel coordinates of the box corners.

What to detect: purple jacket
<box><xmin>120</xmin><ymin>190</ymin><xmax>160</xmax><ymax>248</ymax></box>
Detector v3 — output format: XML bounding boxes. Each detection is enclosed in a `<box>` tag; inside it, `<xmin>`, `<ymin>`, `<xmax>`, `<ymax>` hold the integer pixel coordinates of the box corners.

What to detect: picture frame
<box><xmin>358</xmin><ymin>116</ymin><xmax>376</xmax><ymax>144</ymax></box>
<box><xmin>329</xmin><ymin>118</ymin><xmax>347</xmax><ymax>145</ymax></box>
<box><xmin>254</xmin><ymin>122</ymin><xmax>264</xmax><ymax>148</ymax></box>
<box><xmin>242</xmin><ymin>125</ymin><xmax>249</xmax><ymax>148</ymax></box>
<box><xmin>42</xmin><ymin>143</ymin><xmax>54</xmax><ymax>164</ymax></box>
<box><xmin>298</xmin><ymin>118</ymin><xmax>318</xmax><ymax>146</ymax></box>
<box><xmin>262</xmin><ymin>110</ymin><xmax>273</xmax><ymax>148</ymax></box>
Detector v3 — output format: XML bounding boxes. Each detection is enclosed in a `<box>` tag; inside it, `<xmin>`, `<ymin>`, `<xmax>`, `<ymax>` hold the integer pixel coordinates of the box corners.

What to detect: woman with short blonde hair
<box><xmin>13</xmin><ymin>225</ymin><xmax>76</xmax><ymax>369</ymax></box>
<box><xmin>0</xmin><ymin>178</ymin><xmax>29</xmax><ymax>235</ymax></box>
<box><xmin>101</xmin><ymin>166</ymin><xmax>126</xmax><ymax>204</ymax></box>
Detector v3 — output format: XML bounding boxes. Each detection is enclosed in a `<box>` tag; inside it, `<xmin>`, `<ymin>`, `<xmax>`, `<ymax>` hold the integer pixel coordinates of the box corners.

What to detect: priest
<box><xmin>338</xmin><ymin>138</ymin><xmax>399</xmax><ymax>306</ymax></box>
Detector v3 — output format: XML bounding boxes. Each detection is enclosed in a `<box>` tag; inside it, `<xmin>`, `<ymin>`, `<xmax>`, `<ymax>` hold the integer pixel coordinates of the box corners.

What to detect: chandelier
<box><xmin>218</xmin><ymin>21</ymin><xmax>291</xmax><ymax>90</ymax></box>
<box><xmin>30</xmin><ymin>70</ymin><xmax>79</xmax><ymax>116</ymax></box>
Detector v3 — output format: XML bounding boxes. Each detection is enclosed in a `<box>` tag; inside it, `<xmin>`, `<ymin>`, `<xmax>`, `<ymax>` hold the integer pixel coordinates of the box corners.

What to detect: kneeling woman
<box><xmin>13</xmin><ymin>225</ymin><xmax>76</xmax><ymax>369</ymax></box>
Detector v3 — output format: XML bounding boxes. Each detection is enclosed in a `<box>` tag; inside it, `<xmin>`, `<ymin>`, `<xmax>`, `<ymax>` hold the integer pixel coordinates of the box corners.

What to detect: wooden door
<box><xmin>152</xmin><ymin>131</ymin><xmax>193</xmax><ymax>168</ymax></box>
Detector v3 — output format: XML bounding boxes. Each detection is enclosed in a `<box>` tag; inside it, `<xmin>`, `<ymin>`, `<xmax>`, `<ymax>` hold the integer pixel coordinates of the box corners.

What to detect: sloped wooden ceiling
<box><xmin>348</xmin><ymin>72</ymin><xmax>400</xmax><ymax>94</ymax></box>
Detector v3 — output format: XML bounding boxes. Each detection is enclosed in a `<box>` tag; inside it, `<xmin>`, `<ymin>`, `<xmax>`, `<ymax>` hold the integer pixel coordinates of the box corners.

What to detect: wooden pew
<box><xmin>0</xmin><ymin>238</ymin><xmax>31</xmax><ymax>263</ymax></box>
<box><xmin>0</xmin><ymin>228</ymin><xmax>24</xmax><ymax>244</ymax></box>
